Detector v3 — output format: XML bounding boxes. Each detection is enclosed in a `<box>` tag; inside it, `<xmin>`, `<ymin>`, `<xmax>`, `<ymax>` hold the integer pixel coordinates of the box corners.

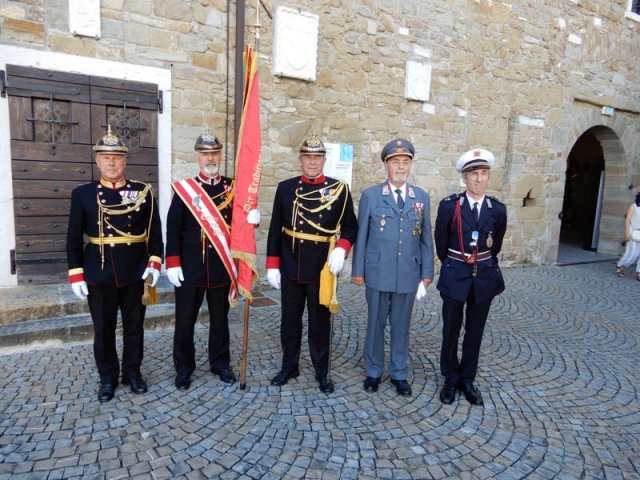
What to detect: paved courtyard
<box><xmin>0</xmin><ymin>261</ymin><xmax>639</xmax><ymax>479</ymax></box>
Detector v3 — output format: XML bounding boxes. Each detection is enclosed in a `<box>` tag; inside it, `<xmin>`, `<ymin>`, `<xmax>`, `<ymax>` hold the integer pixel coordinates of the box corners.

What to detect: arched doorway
<box><xmin>559</xmin><ymin>129</ymin><xmax>605</xmax><ymax>251</ymax></box>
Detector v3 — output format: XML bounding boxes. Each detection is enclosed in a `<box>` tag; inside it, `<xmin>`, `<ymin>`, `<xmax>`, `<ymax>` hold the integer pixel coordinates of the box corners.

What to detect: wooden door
<box><xmin>6</xmin><ymin>65</ymin><xmax>160</xmax><ymax>284</ymax></box>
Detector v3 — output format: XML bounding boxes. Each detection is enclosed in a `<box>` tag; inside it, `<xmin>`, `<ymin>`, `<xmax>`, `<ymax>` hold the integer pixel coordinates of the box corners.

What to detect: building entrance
<box><xmin>559</xmin><ymin>129</ymin><xmax>605</xmax><ymax>252</ymax></box>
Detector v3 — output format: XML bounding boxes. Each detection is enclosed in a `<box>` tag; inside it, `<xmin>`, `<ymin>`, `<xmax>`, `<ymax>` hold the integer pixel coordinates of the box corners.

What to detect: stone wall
<box><xmin>1</xmin><ymin>0</ymin><xmax>639</xmax><ymax>266</ymax></box>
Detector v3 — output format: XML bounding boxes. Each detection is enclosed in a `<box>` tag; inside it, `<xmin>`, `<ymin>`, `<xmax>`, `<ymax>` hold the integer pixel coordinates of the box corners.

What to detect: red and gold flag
<box><xmin>230</xmin><ymin>45</ymin><xmax>261</xmax><ymax>300</ymax></box>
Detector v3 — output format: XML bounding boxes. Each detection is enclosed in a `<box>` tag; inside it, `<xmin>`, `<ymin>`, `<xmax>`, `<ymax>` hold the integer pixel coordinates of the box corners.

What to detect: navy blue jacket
<box><xmin>165</xmin><ymin>176</ymin><xmax>234</xmax><ymax>288</ymax></box>
<box><xmin>266</xmin><ymin>175</ymin><xmax>358</xmax><ymax>283</ymax></box>
<box><xmin>435</xmin><ymin>193</ymin><xmax>507</xmax><ymax>303</ymax></box>
<box><xmin>66</xmin><ymin>180</ymin><xmax>163</xmax><ymax>287</ymax></box>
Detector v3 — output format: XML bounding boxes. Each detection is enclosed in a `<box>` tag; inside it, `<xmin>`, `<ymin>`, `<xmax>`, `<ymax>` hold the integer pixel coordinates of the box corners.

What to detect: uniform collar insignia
<box><xmin>100</xmin><ymin>177</ymin><xmax>126</xmax><ymax>189</ymax></box>
<box><xmin>382</xmin><ymin>184</ymin><xmax>390</xmax><ymax>196</ymax></box>
<box><xmin>407</xmin><ymin>186</ymin><xmax>415</xmax><ymax>199</ymax></box>
<box><xmin>487</xmin><ymin>197</ymin><xmax>493</xmax><ymax>208</ymax></box>
<box><xmin>198</xmin><ymin>172</ymin><xmax>221</xmax><ymax>185</ymax></box>
<box><xmin>301</xmin><ymin>174</ymin><xmax>326</xmax><ymax>184</ymax></box>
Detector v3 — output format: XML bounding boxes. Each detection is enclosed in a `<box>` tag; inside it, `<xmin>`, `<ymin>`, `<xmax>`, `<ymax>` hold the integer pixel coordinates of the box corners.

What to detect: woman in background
<box><xmin>615</xmin><ymin>192</ymin><xmax>640</xmax><ymax>281</ymax></box>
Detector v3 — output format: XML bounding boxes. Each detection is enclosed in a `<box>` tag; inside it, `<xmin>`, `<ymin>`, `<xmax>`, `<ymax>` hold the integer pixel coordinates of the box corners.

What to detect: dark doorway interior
<box><xmin>560</xmin><ymin>129</ymin><xmax>605</xmax><ymax>251</ymax></box>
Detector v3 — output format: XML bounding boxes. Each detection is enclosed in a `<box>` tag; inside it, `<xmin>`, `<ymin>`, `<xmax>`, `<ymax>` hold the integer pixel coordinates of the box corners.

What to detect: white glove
<box><xmin>267</xmin><ymin>268</ymin><xmax>281</xmax><ymax>289</ymax></box>
<box><xmin>142</xmin><ymin>266</ymin><xmax>160</xmax><ymax>287</ymax></box>
<box><xmin>71</xmin><ymin>281</ymin><xmax>88</xmax><ymax>300</ymax></box>
<box><xmin>415</xmin><ymin>281</ymin><xmax>427</xmax><ymax>301</ymax></box>
<box><xmin>247</xmin><ymin>209</ymin><xmax>261</xmax><ymax>225</ymax></box>
<box><xmin>328</xmin><ymin>247</ymin><xmax>346</xmax><ymax>275</ymax></box>
<box><xmin>167</xmin><ymin>266</ymin><xmax>184</xmax><ymax>288</ymax></box>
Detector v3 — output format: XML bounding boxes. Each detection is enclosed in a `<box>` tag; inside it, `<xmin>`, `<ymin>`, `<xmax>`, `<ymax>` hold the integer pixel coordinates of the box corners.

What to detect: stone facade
<box><xmin>1</xmin><ymin>0</ymin><xmax>639</xmax><ymax>268</ymax></box>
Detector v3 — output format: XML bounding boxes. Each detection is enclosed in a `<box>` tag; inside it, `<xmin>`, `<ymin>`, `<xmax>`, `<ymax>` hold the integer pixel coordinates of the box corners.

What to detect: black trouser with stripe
<box><xmin>279</xmin><ymin>276</ymin><xmax>331</xmax><ymax>380</ymax></box>
<box><xmin>440</xmin><ymin>287</ymin><xmax>492</xmax><ymax>386</ymax></box>
<box><xmin>173</xmin><ymin>284</ymin><xmax>231</xmax><ymax>375</ymax></box>
<box><xmin>87</xmin><ymin>281</ymin><xmax>146</xmax><ymax>385</ymax></box>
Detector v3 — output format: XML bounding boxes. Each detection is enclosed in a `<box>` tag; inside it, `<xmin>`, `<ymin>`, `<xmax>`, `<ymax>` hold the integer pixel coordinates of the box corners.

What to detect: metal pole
<box><xmin>239</xmin><ymin>299</ymin><xmax>250</xmax><ymax>389</ymax></box>
<box><xmin>233</xmin><ymin>0</ymin><xmax>246</xmax><ymax>168</ymax></box>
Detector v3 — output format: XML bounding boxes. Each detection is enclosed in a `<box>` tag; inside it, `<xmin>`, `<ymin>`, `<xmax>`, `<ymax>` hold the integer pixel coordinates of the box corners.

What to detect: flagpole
<box><xmin>239</xmin><ymin>1</ymin><xmax>261</xmax><ymax>392</ymax></box>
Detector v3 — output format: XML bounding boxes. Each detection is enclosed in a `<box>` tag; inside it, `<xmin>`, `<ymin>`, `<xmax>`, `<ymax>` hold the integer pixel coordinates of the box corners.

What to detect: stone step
<box><xmin>0</xmin><ymin>277</ymin><xmax>176</xmax><ymax>325</ymax></box>
<box><xmin>0</xmin><ymin>302</ymin><xmax>187</xmax><ymax>348</ymax></box>
<box><xmin>0</xmin><ymin>278</ymin><xmax>278</xmax><ymax>348</ymax></box>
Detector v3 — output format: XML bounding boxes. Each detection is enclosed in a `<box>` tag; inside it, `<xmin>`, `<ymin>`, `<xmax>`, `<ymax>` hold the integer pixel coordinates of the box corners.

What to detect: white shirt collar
<box><xmin>466</xmin><ymin>193</ymin><xmax>485</xmax><ymax>206</ymax></box>
<box><xmin>389</xmin><ymin>182</ymin><xmax>407</xmax><ymax>199</ymax></box>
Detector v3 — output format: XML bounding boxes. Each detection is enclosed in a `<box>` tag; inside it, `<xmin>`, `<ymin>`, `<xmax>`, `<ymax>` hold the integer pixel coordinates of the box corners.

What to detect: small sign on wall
<box><xmin>272</xmin><ymin>6</ymin><xmax>319</xmax><ymax>82</ymax></box>
<box><xmin>324</xmin><ymin>143</ymin><xmax>354</xmax><ymax>189</ymax></box>
<box><xmin>405</xmin><ymin>61</ymin><xmax>432</xmax><ymax>102</ymax></box>
<box><xmin>69</xmin><ymin>0</ymin><xmax>101</xmax><ymax>38</ymax></box>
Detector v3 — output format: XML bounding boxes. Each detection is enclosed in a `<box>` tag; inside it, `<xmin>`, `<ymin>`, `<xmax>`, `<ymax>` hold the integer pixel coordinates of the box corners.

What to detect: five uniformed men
<box><xmin>351</xmin><ymin>139</ymin><xmax>434</xmax><ymax>397</ymax></box>
<box><xmin>67</xmin><ymin>126</ymin><xmax>163</xmax><ymax>403</ymax></box>
<box><xmin>67</xmin><ymin>127</ymin><xmax>506</xmax><ymax>405</ymax></box>
<box><xmin>266</xmin><ymin>136</ymin><xmax>358</xmax><ymax>393</ymax></box>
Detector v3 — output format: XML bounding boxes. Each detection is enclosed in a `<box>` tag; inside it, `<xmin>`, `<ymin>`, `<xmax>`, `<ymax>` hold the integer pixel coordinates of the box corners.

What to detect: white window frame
<box><xmin>626</xmin><ymin>0</ymin><xmax>640</xmax><ymax>22</ymax></box>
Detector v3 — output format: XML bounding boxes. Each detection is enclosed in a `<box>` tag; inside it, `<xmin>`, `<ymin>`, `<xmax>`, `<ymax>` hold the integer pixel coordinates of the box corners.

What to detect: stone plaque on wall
<box><xmin>404</xmin><ymin>61</ymin><xmax>432</xmax><ymax>102</ymax></box>
<box><xmin>69</xmin><ymin>0</ymin><xmax>101</xmax><ymax>38</ymax></box>
<box><xmin>272</xmin><ymin>6</ymin><xmax>319</xmax><ymax>82</ymax></box>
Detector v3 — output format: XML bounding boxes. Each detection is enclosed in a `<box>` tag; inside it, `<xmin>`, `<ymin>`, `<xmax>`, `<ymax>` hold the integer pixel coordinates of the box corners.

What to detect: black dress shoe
<box><xmin>363</xmin><ymin>376</ymin><xmax>381</xmax><ymax>392</ymax></box>
<box><xmin>123</xmin><ymin>376</ymin><xmax>148</xmax><ymax>394</ymax></box>
<box><xmin>270</xmin><ymin>369</ymin><xmax>300</xmax><ymax>386</ymax></box>
<box><xmin>175</xmin><ymin>372</ymin><xmax>191</xmax><ymax>391</ymax></box>
<box><xmin>212</xmin><ymin>367</ymin><xmax>236</xmax><ymax>384</ymax></box>
<box><xmin>439</xmin><ymin>381</ymin><xmax>458</xmax><ymax>404</ymax></box>
<box><xmin>460</xmin><ymin>383</ymin><xmax>484</xmax><ymax>406</ymax></box>
<box><xmin>98</xmin><ymin>383</ymin><xmax>116</xmax><ymax>403</ymax></box>
<box><xmin>390</xmin><ymin>379</ymin><xmax>412</xmax><ymax>397</ymax></box>
<box><xmin>318</xmin><ymin>377</ymin><xmax>334</xmax><ymax>393</ymax></box>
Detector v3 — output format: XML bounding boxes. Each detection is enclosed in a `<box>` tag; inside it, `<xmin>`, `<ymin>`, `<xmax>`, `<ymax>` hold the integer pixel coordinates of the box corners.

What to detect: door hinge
<box><xmin>0</xmin><ymin>70</ymin><xmax>6</xmax><ymax>98</ymax></box>
<box><xmin>158</xmin><ymin>90</ymin><xmax>163</xmax><ymax>114</ymax></box>
<box><xmin>10</xmin><ymin>249</ymin><xmax>16</xmax><ymax>274</ymax></box>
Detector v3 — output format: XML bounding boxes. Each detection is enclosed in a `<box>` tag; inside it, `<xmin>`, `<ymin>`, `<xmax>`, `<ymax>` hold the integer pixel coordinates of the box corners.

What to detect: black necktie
<box><xmin>471</xmin><ymin>202</ymin><xmax>479</xmax><ymax>229</ymax></box>
<box><xmin>395</xmin><ymin>189</ymin><xmax>404</xmax><ymax>210</ymax></box>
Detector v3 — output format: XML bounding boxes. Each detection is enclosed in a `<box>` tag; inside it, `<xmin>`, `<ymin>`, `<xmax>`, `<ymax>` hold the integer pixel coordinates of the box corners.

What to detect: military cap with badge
<box><xmin>299</xmin><ymin>134</ymin><xmax>327</xmax><ymax>156</ymax></box>
<box><xmin>381</xmin><ymin>138</ymin><xmax>415</xmax><ymax>162</ymax></box>
<box><xmin>456</xmin><ymin>148</ymin><xmax>495</xmax><ymax>173</ymax></box>
<box><xmin>195</xmin><ymin>126</ymin><xmax>223</xmax><ymax>152</ymax></box>
<box><xmin>93</xmin><ymin>124</ymin><xmax>128</xmax><ymax>155</ymax></box>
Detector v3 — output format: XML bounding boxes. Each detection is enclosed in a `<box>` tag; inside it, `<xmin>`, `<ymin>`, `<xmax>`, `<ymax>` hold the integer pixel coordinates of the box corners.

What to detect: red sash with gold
<box><xmin>172</xmin><ymin>178</ymin><xmax>238</xmax><ymax>306</ymax></box>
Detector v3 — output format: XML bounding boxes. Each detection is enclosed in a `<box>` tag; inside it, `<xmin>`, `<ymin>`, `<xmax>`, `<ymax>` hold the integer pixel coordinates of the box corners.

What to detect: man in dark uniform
<box><xmin>434</xmin><ymin>148</ymin><xmax>507</xmax><ymax>406</ymax></box>
<box><xmin>351</xmin><ymin>138</ymin><xmax>434</xmax><ymax>397</ymax></box>
<box><xmin>266</xmin><ymin>135</ymin><xmax>358</xmax><ymax>393</ymax></box>
<box><xmin>67</xmin><ymin>125</ymin><xmax>163</xmax><ymax>403</ymax></box>
<box><xmin>165</xmin><ymin>128</ymin><xmax>260</xmax><ymax>391</ymax></box>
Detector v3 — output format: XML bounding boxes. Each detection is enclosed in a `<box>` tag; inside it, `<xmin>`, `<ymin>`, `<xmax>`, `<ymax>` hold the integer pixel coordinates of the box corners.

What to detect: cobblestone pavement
<box><xmin>1</xmin><ymin>262</ymin><xmax>639</xmax><ymax>480</ymax></box>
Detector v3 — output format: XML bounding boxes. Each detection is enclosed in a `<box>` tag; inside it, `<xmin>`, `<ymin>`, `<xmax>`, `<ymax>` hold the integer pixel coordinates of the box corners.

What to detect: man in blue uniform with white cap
<box><xmin>352</xmin><ymin>138</ymin><xmax>434</xmax><ymax>397</ymax></box>
<box><xmin>434</xmin><ymin>148</ymin><xmax>507</xmax><ymax>406</ymax></box>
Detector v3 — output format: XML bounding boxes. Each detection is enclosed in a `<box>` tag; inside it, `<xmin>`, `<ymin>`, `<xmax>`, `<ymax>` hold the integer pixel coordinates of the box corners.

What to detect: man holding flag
<box><xmin>165</xmin><ymin>128</ymin><xmax>260</xmax><ymax>391</ymax></box>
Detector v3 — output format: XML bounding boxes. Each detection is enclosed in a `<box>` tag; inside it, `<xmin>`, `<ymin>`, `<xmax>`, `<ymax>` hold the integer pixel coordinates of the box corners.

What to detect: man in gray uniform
<box><xmin>351</xmin><ymin>138</ymin><xmax>434</xmax><ymax>396</ymax></box>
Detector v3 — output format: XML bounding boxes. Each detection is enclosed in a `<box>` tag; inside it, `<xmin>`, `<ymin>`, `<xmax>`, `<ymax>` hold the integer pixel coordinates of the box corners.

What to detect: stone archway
<box><xmin>559</xmin><ymin>123</ymin><xmax>629</xmax><ymax>258</ymax></box>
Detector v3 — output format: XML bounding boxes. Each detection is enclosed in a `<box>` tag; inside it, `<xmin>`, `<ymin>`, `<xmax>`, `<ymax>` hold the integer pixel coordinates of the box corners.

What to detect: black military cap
<box><xmin>381</xmin><ymin>138</ymin><xmax>414</xmax><ymax>162</ymax></box>
<box><xmin>299</xmin><ymin>134</ymin><xmax>326</xmax><ymax>156</ymax></box>
<box><xmin>93</xmin><ymin>125</ymin><xmax>128</xmax><ymax>155</ymax></box>
<box><xmin>195</xmin><ymin>126</ymin><xmax>223</xmax><ymax>152</ymax></box>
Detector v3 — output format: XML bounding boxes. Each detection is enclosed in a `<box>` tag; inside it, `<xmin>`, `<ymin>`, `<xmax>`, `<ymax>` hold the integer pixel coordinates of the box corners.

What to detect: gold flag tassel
<box><xmin>142</xmin><ymin>275</ymin><xmax>157</xmax><ymax>306</ymax></box>
<box><xmin>319</xmin><ymin>237</ymin><xmax>340</xmax><ymax>313</ymax></box>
